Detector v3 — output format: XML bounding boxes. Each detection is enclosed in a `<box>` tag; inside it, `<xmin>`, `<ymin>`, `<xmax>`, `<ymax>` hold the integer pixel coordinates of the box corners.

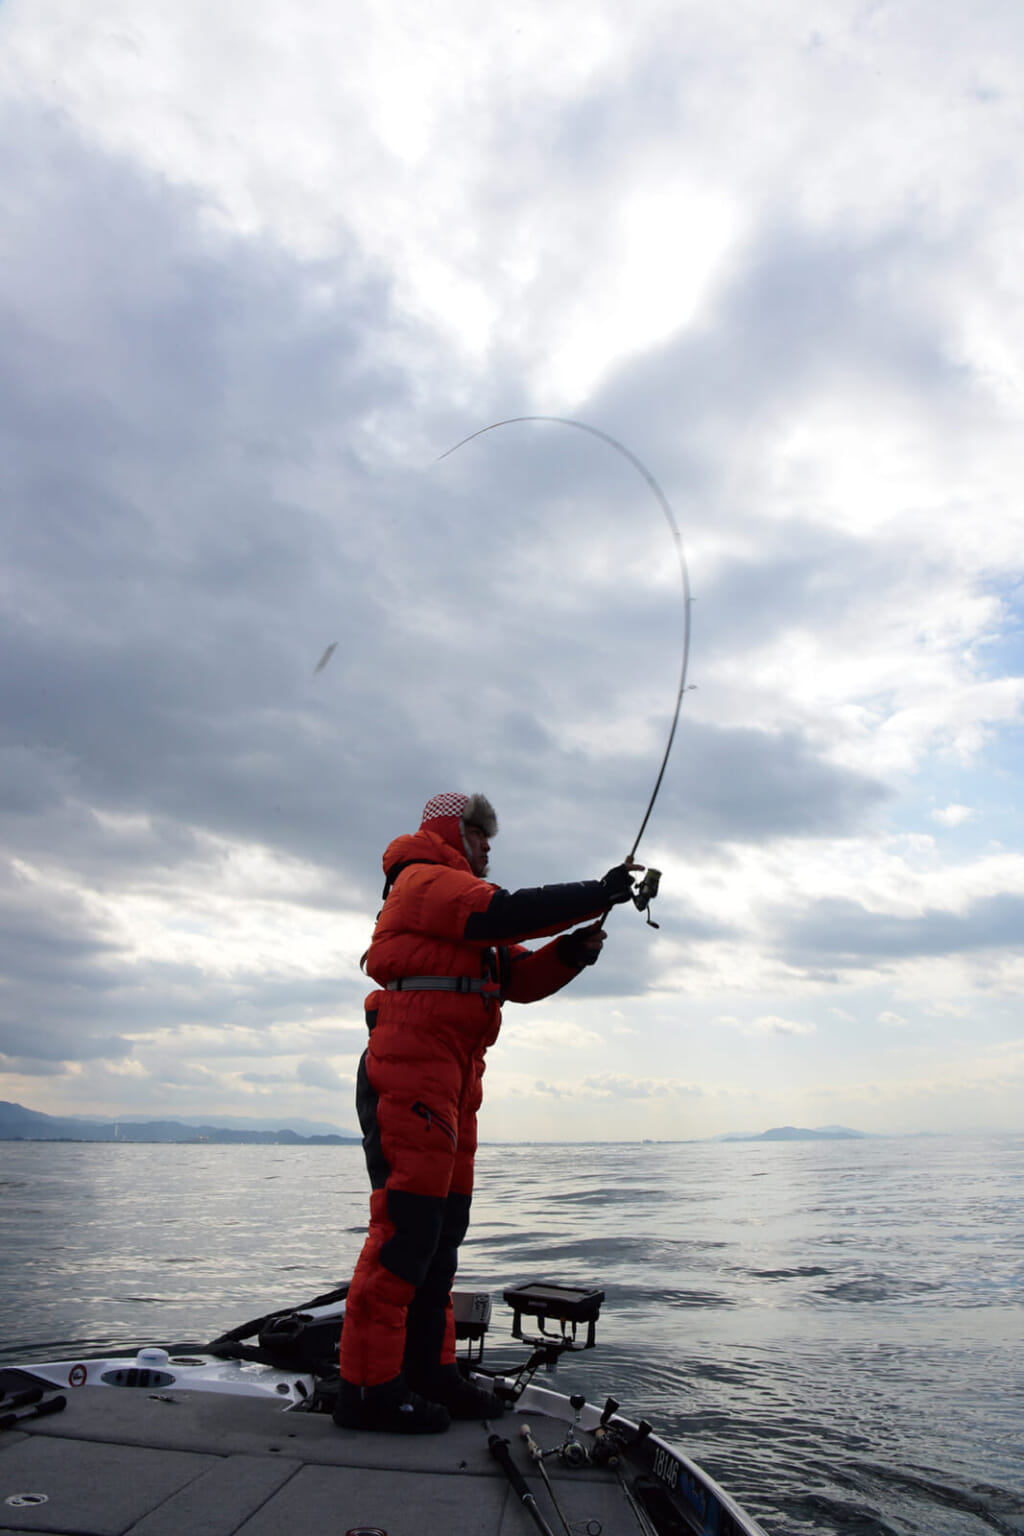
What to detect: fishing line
<box><xmin>436</xmin><ymin>416</ymin><xmax>692</xmax><ymax>867</ymax></box>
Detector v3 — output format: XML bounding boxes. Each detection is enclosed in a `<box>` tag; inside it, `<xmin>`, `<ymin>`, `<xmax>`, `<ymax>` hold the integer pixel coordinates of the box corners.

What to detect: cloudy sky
<box><xmin>1</xmin><ymin>0</ymin><xmax>1022</xmax><ymax>1141</ymax></box>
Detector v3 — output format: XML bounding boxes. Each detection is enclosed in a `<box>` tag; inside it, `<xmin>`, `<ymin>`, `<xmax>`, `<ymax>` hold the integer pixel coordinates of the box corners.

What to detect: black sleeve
<box><xmin>463</xmin><ymin>880</ymin><xmax>607</xmax><ymax>942</ymax></box>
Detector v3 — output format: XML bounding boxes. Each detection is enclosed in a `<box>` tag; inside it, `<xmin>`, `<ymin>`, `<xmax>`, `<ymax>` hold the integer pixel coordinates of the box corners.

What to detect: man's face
<box><xmin>463</xmin><ymin>823</ymin><xmax>490</xmax><ymax>877</ymax></box>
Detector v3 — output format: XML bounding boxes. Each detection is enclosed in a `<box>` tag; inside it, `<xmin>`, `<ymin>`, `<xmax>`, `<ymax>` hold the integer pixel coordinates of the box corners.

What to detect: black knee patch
<box><xmin>379</xmin><ymin>1188</ymin><xmax>445</xmax><ymax>1288</ymax></box>
<box><xmin>410</xmin><ymin>1192</ymin><xmax>473</xmax><ymax>1307</ymax></box>
<box><xmin>439</xmin><ymin>1191</ymin><xmax>472</xmax><ymax>1251</ymax></box>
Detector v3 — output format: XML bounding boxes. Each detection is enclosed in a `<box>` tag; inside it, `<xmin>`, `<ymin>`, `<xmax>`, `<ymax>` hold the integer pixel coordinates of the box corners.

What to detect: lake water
<box><xmin>1</xmin><ymin>1135</ymin><xmax>1021</xmax><ymax>1535</ymax></box>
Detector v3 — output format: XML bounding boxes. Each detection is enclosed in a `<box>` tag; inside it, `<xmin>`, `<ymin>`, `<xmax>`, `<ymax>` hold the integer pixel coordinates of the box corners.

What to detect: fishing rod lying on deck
<box><xmin>488</xmin><ymin>1432</ymin><xmax>560</xmax><ymax>1536</ymax></box>
<box><xmin>520</xmin><ymin>1422</ymin><xmax>575</xmax><ymax>1536</ymax></box>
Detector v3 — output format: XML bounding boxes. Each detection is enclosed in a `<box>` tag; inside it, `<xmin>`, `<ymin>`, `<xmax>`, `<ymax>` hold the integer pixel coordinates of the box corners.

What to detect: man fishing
<box><xmin>335</xmin><ymin>791</ymin><xmax>640</xmax><ymax>1434</ymax></box>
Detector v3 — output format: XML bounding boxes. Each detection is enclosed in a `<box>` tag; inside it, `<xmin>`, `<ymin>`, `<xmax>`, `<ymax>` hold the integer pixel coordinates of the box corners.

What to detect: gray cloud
<box><xmin>296</xmin><ymin>1057</ymin><xmax>347</xmax><ymax>1090</ymax></box>
<box><xmin>657</xmin><ymin>721</ymin><xmax>889</xmax><ymax>844</ymax></box>
<box><xmin>780</xmin><ymin>893</ymin><xmax>1024</xmax><ymax>970</ymax></box>
<box><xmin>0</xmin><ymin>1055</ymin><xmax>68</xmax><ymax>1076</ymax></box>
<box><xmin>0</xmin><ymin>844</ymin><xmax>365</xmax><ymax>1067</ymax></box>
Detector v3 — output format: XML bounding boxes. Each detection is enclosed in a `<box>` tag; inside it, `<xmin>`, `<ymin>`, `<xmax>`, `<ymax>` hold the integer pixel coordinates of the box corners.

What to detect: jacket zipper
<box><xmin>412</xmin><ymin>1100</ymin><xmax>458</xmax><ymax>1149</ymax></box>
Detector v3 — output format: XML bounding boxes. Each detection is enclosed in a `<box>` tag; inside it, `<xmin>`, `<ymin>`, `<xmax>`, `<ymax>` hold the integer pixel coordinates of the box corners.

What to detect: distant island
<box><xmin>0</xmin><ymin>1100</ymin><xmax>361</xmax><ymax>1146</ymax></box>
<box><xmin>715</xmin><ymin>1124</ymin><xmax>868</xmax><ymax>1142</ymax></box>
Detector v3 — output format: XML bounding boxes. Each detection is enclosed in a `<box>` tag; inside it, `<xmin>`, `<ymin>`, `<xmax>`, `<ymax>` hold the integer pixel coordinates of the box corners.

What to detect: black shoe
<box><xmin>408</xmin><ymin>1364</ymin><xmax>505</xmax><ymax>1421</ymax></box>
<box><xmin>332</xmin><ymin>1375</ymin><xmax>451</xmax><ymax>1434</ymax></box>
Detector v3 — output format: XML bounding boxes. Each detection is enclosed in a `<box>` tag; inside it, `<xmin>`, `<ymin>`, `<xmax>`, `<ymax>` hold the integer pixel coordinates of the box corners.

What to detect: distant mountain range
<box><xmin>1</xmin><ymin>1102</ymin><xmax>871</xmax><ymax>1146</ymax></box>
<box><xmin>714</xmin><ymin>1124</ymin><xmax>869</xmax><ymax>1142</ymax></box>
<box><xmin>0</xmin><ymin>1100</ymin><xmax>360</xmax><ymax>1145</ymax></box>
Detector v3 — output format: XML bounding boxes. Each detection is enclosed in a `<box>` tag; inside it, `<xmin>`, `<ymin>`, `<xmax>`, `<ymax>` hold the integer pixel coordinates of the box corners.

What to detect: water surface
<box><xmin>1</xmin><ymin>1135</ymin><xmax>1021</xmax><ymax>1535</ymax></box>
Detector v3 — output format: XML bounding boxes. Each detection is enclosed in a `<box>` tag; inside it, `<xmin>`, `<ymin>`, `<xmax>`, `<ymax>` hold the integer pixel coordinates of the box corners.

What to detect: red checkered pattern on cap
<box><xmin>421</xmin><ymin>792</ymin><xmax>469</xmax><ymax>824</ymax></box>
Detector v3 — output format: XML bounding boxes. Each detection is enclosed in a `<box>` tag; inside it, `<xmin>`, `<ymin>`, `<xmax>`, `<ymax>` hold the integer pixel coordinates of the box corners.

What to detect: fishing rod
<box><xmin>437</xmin><ymin>416</ymin><xmax>693</xmax><ymax>924</ymax></box>
<box><xmin>520</xmin><ymin>1422</ymin><xmax>574</xmax><ymax>1536</ymax></box>
<box><xmin>488</xmin><ymin>1432</ymin><xmax>560</xmax><ymax>1536</ymax></box>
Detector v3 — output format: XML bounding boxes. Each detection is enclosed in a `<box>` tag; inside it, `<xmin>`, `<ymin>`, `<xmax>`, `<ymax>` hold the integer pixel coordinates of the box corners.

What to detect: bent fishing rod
<box><xmin>437</xmin><ymin>416</ymin><xmax>693</xmax><ymax>927</ymax></box>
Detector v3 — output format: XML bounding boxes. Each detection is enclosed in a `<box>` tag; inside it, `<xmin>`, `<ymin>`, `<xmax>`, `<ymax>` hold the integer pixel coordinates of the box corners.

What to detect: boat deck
<box><xmin>0</xmin><ymin>1388</ymin><xmax>627</xmax><ymax>1536</ymax></box>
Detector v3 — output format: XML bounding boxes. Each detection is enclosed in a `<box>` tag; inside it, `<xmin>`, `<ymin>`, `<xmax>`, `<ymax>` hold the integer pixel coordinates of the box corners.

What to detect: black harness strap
<box><xmin>381</xmin><ymin>858</ymin><xmax>437</xmax><ymax>900</ymax></box>
<box><xmin>362</xmin><ymin>860</ymin><xmax>442</xmax><ymax>972</ymax></box>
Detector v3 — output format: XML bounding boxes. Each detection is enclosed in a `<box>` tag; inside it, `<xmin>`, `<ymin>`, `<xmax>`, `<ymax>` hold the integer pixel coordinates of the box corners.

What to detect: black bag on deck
<box><xmin>257</xmin><ymin>1310</ymin><xmax>343</xmax><ymax>1374</ymax></box>
<box><xmin>204</xmin><ymin>1284</ymin><xmax>348</xmax><ymax>1379</ymax></box>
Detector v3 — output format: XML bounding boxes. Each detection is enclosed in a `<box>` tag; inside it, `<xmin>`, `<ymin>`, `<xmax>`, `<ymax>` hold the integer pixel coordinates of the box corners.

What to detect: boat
<box><xmin>0</xmin><ymin>1278</ymin><xmax>768</xmax><ymax>1536</ymax></box>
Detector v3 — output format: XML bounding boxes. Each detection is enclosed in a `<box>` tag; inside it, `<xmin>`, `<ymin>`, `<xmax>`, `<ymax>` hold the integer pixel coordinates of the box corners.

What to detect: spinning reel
<box><xmin>631</xmin><ymin>868</ymin><xmax>662</xmax><ymax>928</ymax></box>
